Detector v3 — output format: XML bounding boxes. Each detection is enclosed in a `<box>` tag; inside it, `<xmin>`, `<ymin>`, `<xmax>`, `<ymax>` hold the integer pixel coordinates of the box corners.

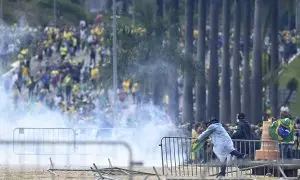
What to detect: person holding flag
<box><xmin>194</xmin><ymin>118</ymin><xmax>247</xmax><ymax>177</ymax></box>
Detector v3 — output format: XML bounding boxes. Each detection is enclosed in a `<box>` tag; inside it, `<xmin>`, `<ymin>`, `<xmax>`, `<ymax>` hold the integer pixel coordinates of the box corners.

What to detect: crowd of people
<box><xmin>278</xmin><ymin>29</ymin><xmax>299</xmax><ymax>63</ymax></box>
<box><xmin>0</xmin><ymin>19</ymin><xmax>145</xmax><ymax>127</ymax></box>
<box><xmin>1</xmin><ymin>16</ymin><xmax>300</xmax><ymax>128</ymax></box>
<box><xmin>189</xmin><ymin>28</ymin><xmax>300</xmax><ymax>69</ymax></box>
<box><xmin>190</xmin><ymin>110</ymin><xmax>300</xmax><ymax>164</ymax></box>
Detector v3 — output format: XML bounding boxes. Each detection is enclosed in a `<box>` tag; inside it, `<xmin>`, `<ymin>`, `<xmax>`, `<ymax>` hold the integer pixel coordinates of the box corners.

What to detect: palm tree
<box><xmin>122</xmin><ymin>0</ymin><xmax>129</xmax><ymax>14</ymax></box>
<box><xmin>296</xmin><ymin>0</ymin><xmax>300</xmax><ymax>30</ymax></box>
<box><xmin>183</xmin><ymin>0</ymin><xmax>194</xmax><ymax>123</ymax></box>
<box><xmin>270</xmin><ymin>0</ymin><xmax>279</xmax><ymax>118</ymax></box>
<box><xmin>231</xmin><ymin>0</ymin><xmax>242</xmax><ymax>122</ymax></box>
<box><xmin>195</xmin><ymin>0</ymin><xmax>207</xmax><ymax>123</ymax></box>
<box><xmin>152</xmin><ymin>0</ymin><xmax>164</xmax><ymax>106</ymax></box>
<box><xmin>251</xmin><ymin>0</ymin><xmax>263</xmax><ymax>124</ymax></box>
<box><xmin>156</xmin><ymin>0</ymin><xmax>164</xmax><ymax>17</ymax></box>
<box><xmin>242</xmin><ymin>0</ymin><xmax>251</xmax><ymax>121</ymax></box>
<box><xmin>168</xmin><ymin>0</ymin><xmax>180</xmax><ymax>124</ymax></box>
<box><xmin>287</xmin><ymin>0</ymin><xmax>294</xmax><ymax>30</ymax></box>
<box><xmin>207</xmin><ymin>0</ymin><xmax>220</xmax><ymax>120</ymax></box>
<box><xmin>220</xmin><ymin>0</ymin><xmax>231</xmax><ymax>123</ymax></box>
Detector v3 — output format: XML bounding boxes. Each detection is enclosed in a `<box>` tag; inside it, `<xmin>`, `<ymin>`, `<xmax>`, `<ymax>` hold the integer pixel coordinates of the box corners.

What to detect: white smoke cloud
<box><xmin>0</xmin><ymin>19</ymin><xmax>180</xmax><ymax>169</ymax></box>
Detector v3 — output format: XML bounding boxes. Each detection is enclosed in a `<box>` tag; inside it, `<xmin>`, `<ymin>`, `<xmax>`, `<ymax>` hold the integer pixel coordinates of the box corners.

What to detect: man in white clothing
<box><xmin>197</xmin><ymin>118</ymin><xmax>247</xmax><ymax>177</ymax></box>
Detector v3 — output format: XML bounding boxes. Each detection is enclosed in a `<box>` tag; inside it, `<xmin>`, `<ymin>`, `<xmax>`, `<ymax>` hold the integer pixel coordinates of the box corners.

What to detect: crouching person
<box><xmin>196</xmin><ymin>118</ymin><xmax>247</xmax><ymax>177</ymax></box>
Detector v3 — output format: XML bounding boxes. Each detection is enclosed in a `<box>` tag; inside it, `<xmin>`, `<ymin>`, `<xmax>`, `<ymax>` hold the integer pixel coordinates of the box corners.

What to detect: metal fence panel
<box><xmin>74</xmin><ymin>128</ymin><xmax>136</xmax><ymax>157</ymax></box>
<box><xmin>4</xmin><ymin>139</ymin><xmax>134</xmax><ymax>179</ymax></box>
<box><xmin>159</xmin><ymin>137</ymin><xmax>297</xmax><ymax>178</ymax></box>
<box><xmin>75</xmin><ymin>128</ymin><xmax>135</xmax><ymax>141</ymax></box>
<box><xmin>13</xmin><ymin>128</ymin><xmax>76</xmax><ymax>155</ymax></box>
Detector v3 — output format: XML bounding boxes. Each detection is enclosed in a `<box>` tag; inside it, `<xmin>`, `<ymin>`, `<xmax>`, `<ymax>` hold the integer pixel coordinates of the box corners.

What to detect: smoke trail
<box><xmin>0</xmin><ymin>20</ymin><xmax>180</xmax><ymax>169</ymax></box>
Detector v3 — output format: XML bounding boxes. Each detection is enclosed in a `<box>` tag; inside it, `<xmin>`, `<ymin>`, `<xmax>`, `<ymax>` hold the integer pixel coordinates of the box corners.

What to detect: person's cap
<box><xmin>237</xmin><ymin>113</ymin><xmax>245</xmax><ymax>120</ymax></box>
<box><xmin>206</xmin><ymin>117</ymin><xmax>219</xmax><ymax>127</ymax></box>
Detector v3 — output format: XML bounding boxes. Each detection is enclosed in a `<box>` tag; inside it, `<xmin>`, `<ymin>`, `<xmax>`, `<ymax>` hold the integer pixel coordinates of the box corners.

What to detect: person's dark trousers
<box><xmin>218</xmin><ymin>150</ymin><xmax>245</xmax><ymax>177</ymax></box>
<box><xmin>29</xmin><ymin>87</ymin><xmax>34</xmax><ymax>99</ymax></box>
<box><xmin>280</xmin><ymin>144</ymin><xmax>293</xmax><ymax>159</ymax></box>
<box><xmin>66</xmin><ymin>86</ymin><xmax>72</xmax><ymax>103</ymax></box>
<box><xmin>44</xmin><ymin>83</ymin><xmax>50</xmax><ymax>90</ymax></box>
<box><xmin>219</xmin><ymin>165</ymin><xmax>227</xmax><ymax>176</ymax></box>
<box><xmin>90</xmin><ymin>57</ymin><xmax>96</xmax><ymax>66</ymax></box>
<box><xmin>230</xmin><ymin>150</ymin><xmax>244</xmax><ymax>158</ymax></box>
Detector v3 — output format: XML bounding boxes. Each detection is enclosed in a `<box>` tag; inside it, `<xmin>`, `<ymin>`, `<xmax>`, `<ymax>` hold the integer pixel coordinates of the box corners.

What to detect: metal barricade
<box><xmin>13</xmin><ymin>128</ymin><xmax>76</xmax><ymax>155</ymax></box>
<box><xmin>288</xmin><ymin>128</ymin><xmax>300</xmax><ymax>159</ymax></box>
<box><xmin>74</xmin><ymin>127</ymin><xmax>138</xmax><ymax>143</ymax></box>
<box><xmin>1</xmin><ymin>139</ymin><xmax>134</xmax><ymax>180</ymax></box>
<box><xmin>160</xmin><ymin>137</ymin><xmax>290</xmax><ymax>178</ymax></box>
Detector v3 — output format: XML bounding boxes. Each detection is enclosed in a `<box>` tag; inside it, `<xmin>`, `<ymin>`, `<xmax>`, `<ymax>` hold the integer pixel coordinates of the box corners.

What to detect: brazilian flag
<box><xmin>191</xmin><ymin>137</ymin><xmax>209</xmax><ymax>153</ymax></box>
<box><xmin>269</xmin><ymin>118</ymin><xmax>294</xmax><ymax>142</ymax></box>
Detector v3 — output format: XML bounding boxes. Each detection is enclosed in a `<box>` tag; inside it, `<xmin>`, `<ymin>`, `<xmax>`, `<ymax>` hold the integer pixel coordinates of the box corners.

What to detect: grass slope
<box><xmin>2</xmin><ymin>0</ymin><xmax>91</xmax><ymax>26</ymax></box>
<box><xmin>279</xmin><ymin>56</ymin><xmax>300</xmax><ymax>116</ymax></box>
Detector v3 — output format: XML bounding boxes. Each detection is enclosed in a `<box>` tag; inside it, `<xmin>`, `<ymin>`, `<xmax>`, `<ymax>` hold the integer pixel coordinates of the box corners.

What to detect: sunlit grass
<box><xmin>279</xmin><ymin>56</ymin><xmax>300</xmax><ymax>116</ymax></box>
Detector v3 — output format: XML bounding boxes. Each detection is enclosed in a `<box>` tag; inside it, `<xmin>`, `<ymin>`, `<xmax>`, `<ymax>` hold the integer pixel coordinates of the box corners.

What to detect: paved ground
<box><xmin>0</xmin><ymin>166</ymin><xmax>285</xmax><ymax>180</ymax></box>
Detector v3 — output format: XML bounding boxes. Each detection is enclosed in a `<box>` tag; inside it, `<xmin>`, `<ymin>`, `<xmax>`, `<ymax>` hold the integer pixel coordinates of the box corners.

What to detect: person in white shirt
<box><xmin>197</xmin><ymin>118</ymin><xmax>247</xmax><ymax>177</ymax></box>
<box><xmin>280</xmin><ymin>103</ymin><xmax>289</xmax><ymax>113</ymax></box>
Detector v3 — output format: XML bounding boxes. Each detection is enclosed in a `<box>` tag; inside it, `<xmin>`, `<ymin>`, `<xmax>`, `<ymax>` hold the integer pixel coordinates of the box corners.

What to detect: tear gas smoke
<box><xmin>0</xmin><ymin>70</ymin><xmax>178</xmax><ymax>169</ymax></box>
<box><xmin>0</xmin><ymin>18</ymin><xmax>180</xmax><ymax>169</ymax></box>
<box><xmin>0</xmin><ymin>84</ymin><xmax>178</xmax><ymax>168</ymax></box>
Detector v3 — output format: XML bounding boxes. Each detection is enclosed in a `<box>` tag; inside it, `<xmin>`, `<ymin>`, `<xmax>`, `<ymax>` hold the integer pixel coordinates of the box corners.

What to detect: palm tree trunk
<box><xmin>168</xmin><ymin>0</ymin><xmax>180</xmax><ymax>125</ymax></box>
<box><xmin>220</xmin><ymin>0</ymin><xmax>231</xmax><ymax>123</ymax></box>
<box><xmin>242</xmin><ymin>0</ymin><xmax>251</xmax><ymax>121</ymax></box>
<box><xmin>251</xmin><ymin>0</ymin><xmax>263</xmax><ymax>124</ymax></box>
<box><xmin>284</xmin><ymin>90</ymin><xmax>294</xmax><ymax>105</ymax></box>
<box><xmin>183</xmin><ymin>0</ymin><xmax>194</xmax><ymax>123</ymax></box>
<box><xmin>152</xmin><ymin>0</ymin><xmax>164</xmax><ymax>106</ymax></box>
<box><xmin>270</xmin><ymin>0</ymin><xmax>279</xmax><ymax>119</ymax></box>
<box><xmin>196</xmin><ymin>0</ymin><xmax>207</xmax><ymax>123</ymax></box>
<box><xmin>296</xmin><ymin>0</ymin><xmax>300</xmax><ymax>30</ymax></box>
<box><xmin>122</xmin><ymin>0</ymin><xmax>128</xmax><ymax>14</ymax></box>
<box><xmin>207</xmin><ymin>0</ymin><xmax>220</xmax><ymax>120</ymax></box>
<box><xmin>231</xmin><ymin>0</ymin><xmax>242</xmax><ymax>123</ymax></box>
<box><xmin>288</xmin><ymin>0</ymin><xmax>294</xmax><ymax>30</ymax></box>
<box><xmin>156</xmin><ymin>0</ymin><xmax>164</xmax><ymax>17</ymax></box>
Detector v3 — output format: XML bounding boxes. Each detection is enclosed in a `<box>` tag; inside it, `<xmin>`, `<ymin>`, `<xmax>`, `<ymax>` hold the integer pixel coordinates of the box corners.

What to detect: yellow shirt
<box><xmin>21</xmin><ymin>48</ymin><xmax>28</xmax><ymax>55</ymax></box>
<box><xmin>123</xmin><ymin>80</ymin><xmax>131</xmax><ymax>93</ymax></box>
<box><xmin>18</xmin><ymin>54</ymin><xmax>24</xmax><ymax>61</ymax></box>
<box><xmin>72</xmin><ymin>84</ymin><xmax>80</xmax><ymax>94</ymax></box>
<box><xmin>63</xmin><ymin>31</ymin><xmax>68</xmax><ymax>40</ymax></box>
<box><xmin>64</xmin><ymin>75</ymin><xmax>72</xmax><ymax>86</ymax></box>
<box><xmin>72</xmin><ymin>37</ymin><xmax>77</xmax><ymax>46</ymax></box>
<box><xmin>22</xmin><ymin>66</ymin><xmax>29</xmax><ymax>77</ymax></box>
<box><xmin>190</xmin><ymin>129</ymin><xmax>199</xmax><ymax>160</ymax></box>
<box><xmin>163</xmin><ymin>95</ymin><xmax>169</xmax><ymax>105</ymax></box>
<box><xmin>91</xmin><ymin>68</ymin><xmax>99</xmax><ymax>79</ymax></box>
<box><xmin>51</xmin><ymin>70</ymin><xmax>59</xmax><ymax>77</ymax></box>
<box><xmin>60</xmin><ymin>47</ymin><xmax>68</xmax><ymax>56</ymax></box>
<box><xmin>132</xmin><ymin>83</ymin><xmax>139</xmax><ymax>93</ymax></box>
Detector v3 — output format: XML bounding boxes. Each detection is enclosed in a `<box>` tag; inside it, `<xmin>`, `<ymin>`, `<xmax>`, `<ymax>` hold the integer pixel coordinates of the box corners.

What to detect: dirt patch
<box><xmin>0</xmin><ymin>166</ymin><xmax>282</xmax><ymax>180</ymax></box>
<box><xmin>0</xmin><ymin>166</ymin><xmax>163</xmax><ymax>180</ymax></box>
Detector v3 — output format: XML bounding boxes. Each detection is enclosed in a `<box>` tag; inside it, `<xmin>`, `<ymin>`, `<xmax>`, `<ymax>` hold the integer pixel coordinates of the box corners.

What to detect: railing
<box><xmin>2</xmin><ymin>139</ymin><xmax>134</xmax><ymax>179</ymax></box>
<box><xmin>13</xmin><ymin>128</ymin><xmax>76</xmax><ymax>155</ymax></box>
<box><xmin>159</xmin><ymin>137</ymin><xmax>300</xmax><ymax>178</ymax></box>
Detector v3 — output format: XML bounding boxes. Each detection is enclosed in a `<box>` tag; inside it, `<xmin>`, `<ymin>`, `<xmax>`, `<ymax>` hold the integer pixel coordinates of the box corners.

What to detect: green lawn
<box><xmin>279</xmin><ymin>56</ymin><xmax>300</xmax><ymax>116</ymax></box>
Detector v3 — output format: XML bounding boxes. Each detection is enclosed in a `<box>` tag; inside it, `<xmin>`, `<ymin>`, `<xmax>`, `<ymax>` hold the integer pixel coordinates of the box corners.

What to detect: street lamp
<box><xmin>112</xmin><ymin>0</ymin><xmax>118</xmax><ymax>123</ymax></box>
